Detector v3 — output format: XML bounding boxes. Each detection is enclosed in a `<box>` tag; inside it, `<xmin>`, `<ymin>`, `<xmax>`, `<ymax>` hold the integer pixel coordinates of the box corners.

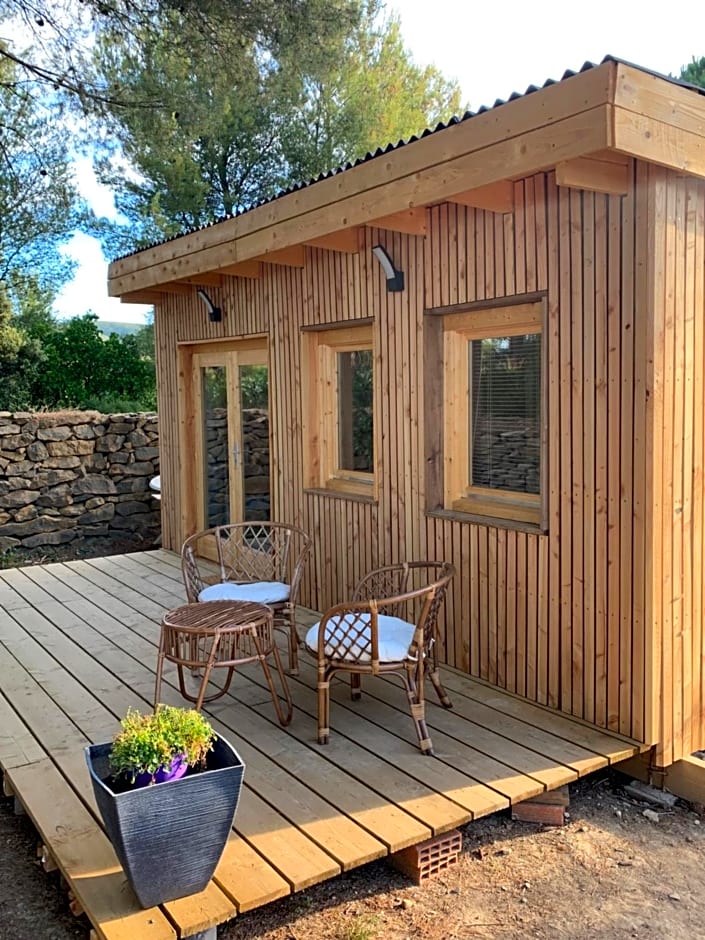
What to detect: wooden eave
<box><xmin>108</xmin><ymin>60</ymin><xmax>705</xmax><ymax>298</ymax></box>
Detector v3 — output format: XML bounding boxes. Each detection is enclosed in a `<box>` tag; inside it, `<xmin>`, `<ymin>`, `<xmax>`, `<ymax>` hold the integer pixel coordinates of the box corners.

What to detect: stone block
<box><xmin>127</xmin><ymin>430</ymin><xmax>150</xmax><ymax>446</ymax></box>
<box><xmin>108</xmin><ymin>422</ymin><xmax>136</xmax><ymax>433</ymax></box>
<box><xmin>116</xmin><ymin>479</ymin><xmax>149</xmax><ymax>495</ymax></box>
<box><xmin>74</xmin><ymin>424</ymin><xmax>96</xmax><ymax>440</ymax></box>
<box><xmin>6</xmin><ymin>461</ymin><xmax>34</xmax><ymax>477</ymax></box>
<box><xmin>84</xmin><ymin>454</ymin><xmax>108</xmax><ymax>471</ymax></box>
<box><xmin>78</xmin><ymin>504</ymin><xmax>116</xmax><ymax>524</ymax></box>
<box><xmin>95</xmin><ymin>434</ymin><xmax>124</xmax><ymax>453</ymax></box>
<box><xmin>115</xmin><ymin>462</ymin><xmax>156</xmax><ymax>476</ymax></box>
<box><xmin>0</xmin><ymin>536</ymin><xmax>21</xmax><ymax>552</ymax></box>
<box><xmin>1</xmin><ymin>517</ymin><xmax>75</xmax><ymax>537</ymax></box>
<box><xmin>14</xmin><ymin>505</ymin><xmax>38</xmax><ymax>523</ymax></box>
<box><xmin>37</xmin><ymin>426</ymin><xmax>71</xmax><ymax>441</ymax></box>
<box><xmin>134</xmin><ymin>445</ymin><xmax>160</xmax><ymax>461</ymax></box>
<box><xmin>26</xmin><ymin>441</ymin><xmax>49</xmax><ymax>461</ymax></box>
<box><xmin>21</xmin><ymin>530</ymin><xmax>77</xmax><ymax>548</ymax></box>
<box><xmin>41</xmin><ymin>456</ymin><xmax>82</xmax><ymax>469</ymax></box>
<box><xmin>1</xmin><ymin>432</ymin><xmax>34</xmax><ymax>450</ymax></box>
<box><xmin>115</xmin><ymin>500</ymin><xmax>150</xmax><ymax>516</ymax></box>
<box><xmin>36</xmin><ymin>485</ymin><xmax>72</xmax><ymax>509</ymax></box>
<box><xmin>46</xmin><ymin>440</ymin><xmax>95</xmax><ymax>457</ymax></box>
<box><xmin>43</xmin><ymin>469</ymin><xmax>80</xmax><ymax>487</ymax></box>
<box><xmin>0</xmin><ymin>490</ymin><xmax>41</xmax><ymax>509</ymax></box>
<box><xmin>72</xmin><ymin>476</ymin><xmax>118</xmax><ymax>497</ymax></box>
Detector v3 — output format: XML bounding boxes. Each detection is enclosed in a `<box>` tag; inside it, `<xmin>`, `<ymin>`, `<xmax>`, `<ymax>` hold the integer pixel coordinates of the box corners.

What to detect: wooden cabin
<box><xmin>107</xmin><ymin>56</ymin><xmax>705</xmax><ymax>775</ymax></box>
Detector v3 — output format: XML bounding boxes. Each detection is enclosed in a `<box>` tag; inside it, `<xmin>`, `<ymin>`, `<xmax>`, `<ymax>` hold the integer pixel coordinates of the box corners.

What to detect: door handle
<box><xmin>232</xmin><ymin>441</ymin><xmax>240</xmax><ymax>466</ymax></box>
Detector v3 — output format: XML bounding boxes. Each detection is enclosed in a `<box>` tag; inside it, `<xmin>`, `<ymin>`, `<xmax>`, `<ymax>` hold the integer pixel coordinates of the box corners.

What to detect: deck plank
<box><xmin>8</xmin><ymin>759</ymin><xmax>177</xmax><ymax>940</ymax></box>
<box><xmin>0</xmin><ymin>550</ymin><xmax>641</xmax><ymax>938</ymax></box>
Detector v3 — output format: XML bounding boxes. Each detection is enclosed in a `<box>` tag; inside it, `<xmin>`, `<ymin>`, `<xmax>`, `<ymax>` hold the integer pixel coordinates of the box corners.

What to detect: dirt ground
<box><xmin>1</xmin><ymin>768</ymin><xmax>703</xmax><ymax>940</ymax></box>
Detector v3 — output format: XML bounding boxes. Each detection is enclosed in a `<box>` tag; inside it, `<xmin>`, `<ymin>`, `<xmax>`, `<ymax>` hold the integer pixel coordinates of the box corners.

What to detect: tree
<box><xmin>0</xmin><ymin>280</ymin><xmax>46</xmax><ymax>409</ymax></box>
<box><xmin>279</xmin><ymin>6</ymin><xmax>463</xmax><ymax>183</ymax></box>
<box><xmin>92</xmin><ymin>1</ymin><xmax>462</xmax><ymax>247</ymax></box>
<box><xmin>36</xmin><ymin>313</ymin><xmax>155</xmax><ymax>410</ymax></box>
<box><xmin>0</xmin><ymin>1</ymin><xmax>362</xmax><ymax>111</ymax></box>
<box><xmin>0</xmin><ymin>55</ymin><xmax>82</xmax><ymax>293</ymax></box>
<box><xmin>680</xmin><ymin>57</ymin><xmax>705</xmax><ymax>87</ymax></box>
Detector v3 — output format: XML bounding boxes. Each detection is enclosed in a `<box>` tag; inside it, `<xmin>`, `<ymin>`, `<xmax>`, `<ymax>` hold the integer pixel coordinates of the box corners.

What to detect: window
<box><xmin>302</xmin><ymin>323</ymin><xmax>375</xmax><ymax>498</ymax></box>
<box><xmin>427</xmin><ymin>298</ymin><xmax>546</xmax><ymax>528</ymax></box>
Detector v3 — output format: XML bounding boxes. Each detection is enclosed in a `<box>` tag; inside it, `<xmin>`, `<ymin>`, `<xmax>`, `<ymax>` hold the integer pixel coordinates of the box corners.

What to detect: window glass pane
<box><xmin>469</xmin><ymin>334</ymin><xmax>541</xmax><ymax>494</ymax></box>
<box><xmin>201</xmin><ymin>366</ymin><xmax>229</xmax><ymax>527</ymax></box>
<box><xmin>338</xmin><ymin>348</ymin><xmax>373</xmax><ymax>473</ymax></box>
<box><xmin>239</xmin><ymin>365</ymin><xmax>269</xmax><ymax>521</ymax></box>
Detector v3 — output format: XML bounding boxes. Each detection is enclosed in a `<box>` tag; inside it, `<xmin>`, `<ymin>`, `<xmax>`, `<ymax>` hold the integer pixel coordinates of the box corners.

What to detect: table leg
<box><xmin>252</xmin><ymin>633</ymin><xmax>293</xmax><ymax>726</ymax></box>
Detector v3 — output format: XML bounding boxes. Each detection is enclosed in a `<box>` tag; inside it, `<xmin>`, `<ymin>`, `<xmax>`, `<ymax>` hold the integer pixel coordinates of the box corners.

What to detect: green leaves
<box><xmin>91</xmin><ymin>1</ymin><xmax>463</xmax><ymax>246</ymax></box>
<box><xmin>109</xmin><ymin>705</ymin><xmax>216</xmax><ymax>782</ymax></box>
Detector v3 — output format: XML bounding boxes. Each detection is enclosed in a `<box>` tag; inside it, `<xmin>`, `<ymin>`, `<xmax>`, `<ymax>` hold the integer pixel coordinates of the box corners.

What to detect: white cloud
<box><xmin>73</xmin><ymin>156</ymin><xmax>122</xmax><ymax>221</ymax></box>
<box><xmin>53</xmin><ymin>232</ymin><xmax>150</xmax><ymax>325</ymax></box>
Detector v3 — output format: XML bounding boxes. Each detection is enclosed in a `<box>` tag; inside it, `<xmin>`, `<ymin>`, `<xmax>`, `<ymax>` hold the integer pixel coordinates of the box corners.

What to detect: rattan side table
<box><xmin>155</xmin><ymin>600</ymin><xmax>293</xmax><ymax>726</ymax></box>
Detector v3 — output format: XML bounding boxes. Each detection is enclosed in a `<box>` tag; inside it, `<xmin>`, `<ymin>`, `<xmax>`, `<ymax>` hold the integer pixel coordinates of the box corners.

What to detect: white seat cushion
<box><xmin>305</xmin><ymin>612</ymin><xmax>415</xmax><ymax>663</ymax></box>
<box><xmin>198</xmin><ymin>581</ymin><xmax>290</xmax><ymax>604</ymax></box>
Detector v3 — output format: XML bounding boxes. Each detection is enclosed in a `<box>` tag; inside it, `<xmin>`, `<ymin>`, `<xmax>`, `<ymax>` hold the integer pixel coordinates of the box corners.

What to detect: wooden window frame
<box><xmin>426</xmin><ymin>296</ymin><xmax>548</xmax><ymax>530</ymax></box>
<box><xmin>302</xmin><ymin>323</ymin><xmax>376</xmax><ymax>500</ymax></box>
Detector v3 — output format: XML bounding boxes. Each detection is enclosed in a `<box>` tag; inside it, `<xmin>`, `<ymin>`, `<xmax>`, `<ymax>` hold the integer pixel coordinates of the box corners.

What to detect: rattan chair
<box><xmin>304</xmin><ymin>561</ymin><xmax>455</xmax><ymax>755</ymax></box>
<box><xmin>181</xmin><ymin>522</ymin><xmax>312</xmax><ymax>674</ymax></box>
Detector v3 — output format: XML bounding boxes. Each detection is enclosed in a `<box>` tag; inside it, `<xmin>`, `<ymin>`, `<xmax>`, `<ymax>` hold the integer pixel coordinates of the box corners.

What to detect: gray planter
<box><xmin>85</xmin><ymin>734</ymin><xmax>245</xmax><ymax>908</ymax></box>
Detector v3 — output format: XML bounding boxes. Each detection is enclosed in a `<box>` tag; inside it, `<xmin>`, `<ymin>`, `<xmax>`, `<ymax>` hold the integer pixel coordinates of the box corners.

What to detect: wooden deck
<box><xmin>0</xmin><ymin>550</ymin><xmax>642</xmax><ymax>940</ymax></box>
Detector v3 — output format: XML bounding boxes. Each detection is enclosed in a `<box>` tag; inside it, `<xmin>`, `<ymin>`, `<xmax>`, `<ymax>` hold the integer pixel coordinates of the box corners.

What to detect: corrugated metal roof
<box><xmin>114</xmin><ymin>55</ymin><xmax>705</xmax><ymax>262</ymax></box>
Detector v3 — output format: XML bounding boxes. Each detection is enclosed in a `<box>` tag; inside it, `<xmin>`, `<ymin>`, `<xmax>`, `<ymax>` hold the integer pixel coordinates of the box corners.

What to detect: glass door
<box><xmin>190</xmin><ymin>343</ymin><xmax>270</xmax><ymax>535</ymax></box>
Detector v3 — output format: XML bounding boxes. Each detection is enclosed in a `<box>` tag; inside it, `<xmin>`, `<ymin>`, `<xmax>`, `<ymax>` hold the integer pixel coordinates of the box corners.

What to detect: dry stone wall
<box><xmin>0</xmin><ymin>411</ymin><xmax>160</xmax><ymax>555</ymax></box>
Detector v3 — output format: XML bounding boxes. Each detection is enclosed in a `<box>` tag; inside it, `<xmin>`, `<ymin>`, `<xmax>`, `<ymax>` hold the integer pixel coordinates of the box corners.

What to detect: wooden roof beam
<box><xmin>109</xmin><ymin>61</ymin><xmax>616</xmax><ymax>294</ymax></box>
<box><xmin>305</xmin><ymin>227</ymin><xmax>362</xmax><ymax>253</ymax></box>
<box><xmin>169</xmin><ymin>273</ymin><xmax>224</xmax><ymax>288</ymax></box>
<box><xmin>219</xmin><ymin>260</ymin><xmax>263</xmax><ymax>279</ymax></box>
<box><xmin>556</xmin><ymin>155</ymin><xmax>629</xmax><ymax>196</ymax></box>
<box><xmin>120</xmin><ymin>290</ymin><xmax>162</xmax><ymax>304</ymax></box>
<box><xmin>368</xmin><ymin>207</ymin><xmax>427</xmax><ymax>236</ymax></box>
<box><xmin>256</xmin><ymin>245</ymin><xmax>306</xmax><ymax>268</ymax></box>
<box><xmin>613</xmin><ymin>63</ymin><xmax>705</xmax><ymax>179</ymax></box>
<box><xmin>148</xmin><ymin>282</ymin><xmax>193</xmax><ymax>295</ymax></box>
<box><xmin>448</xmin><ymin>180</ymin><xmax>515</xmax><ymax>213</ymax></box>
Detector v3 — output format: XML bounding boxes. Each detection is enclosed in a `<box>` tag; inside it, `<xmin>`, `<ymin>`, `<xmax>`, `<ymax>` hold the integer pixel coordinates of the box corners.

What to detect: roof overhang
<box><xmin>108</xmin><ymin>60</ymin><xmax>705</xmax><ymax>300</ymax></box>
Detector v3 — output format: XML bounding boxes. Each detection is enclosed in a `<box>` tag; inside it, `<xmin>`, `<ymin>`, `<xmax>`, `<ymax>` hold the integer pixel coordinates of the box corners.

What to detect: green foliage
<box><xmin>90</xmin><ymin>1</ymin><xmax>462</xmax><ymax>249</ymax></box>
<box><xmin>679</xmin><ymin>57</ymin><xmax>705</xmax><ymax>86</ymax></box>
<box><xmin>110</xmin><ymin>705</ymin><xmax>216</xmax><ymax>783</ymax></box>
<box><xmin>0</xmin><ymin>281</ymin><xmax>47</xmax><ymax>410</ymax></box>
<box><xmin>280</xmin><ymin>6</ymin><xmax>463</xmax><ymax>184</ymax></box>
<box><xmin>35</xmin><ymin>313</ymin><xmax>156</xmax><ymax>410</ymax></box>
<box><xmin>240</xmin><ymin>365</ymin><xmax>268</xmax><ymax>409</ymax></box>
<box><xmin>0</xmin><ymin>55</ymin><xmax>84</xmax><ymax>290</ymax></box>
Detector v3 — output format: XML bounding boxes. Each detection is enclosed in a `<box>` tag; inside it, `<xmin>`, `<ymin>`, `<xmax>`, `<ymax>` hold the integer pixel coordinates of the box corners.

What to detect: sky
<box><xmin>53</xmin><ymin>0</ymin><xmax>705</xmax><ymax>325</ymax></box>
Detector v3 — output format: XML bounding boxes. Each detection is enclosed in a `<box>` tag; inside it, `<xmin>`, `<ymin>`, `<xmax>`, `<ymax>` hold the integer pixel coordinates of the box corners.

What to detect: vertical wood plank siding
<box><xmin>154</xmin><ymin>161</ymin><xmax>705</xmax><ymax>761</ymax></box>
<box><xmin>647</xmin><ymin>166</ymin><xmax>705</xmax><ymax>765</ymax></box>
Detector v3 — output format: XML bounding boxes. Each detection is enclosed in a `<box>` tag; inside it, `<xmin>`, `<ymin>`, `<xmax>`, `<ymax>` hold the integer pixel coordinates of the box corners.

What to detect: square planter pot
<box><xmin>85</xmin><ymin>733</ymin><xmax>245</xmax><ymax>908</ymax></box>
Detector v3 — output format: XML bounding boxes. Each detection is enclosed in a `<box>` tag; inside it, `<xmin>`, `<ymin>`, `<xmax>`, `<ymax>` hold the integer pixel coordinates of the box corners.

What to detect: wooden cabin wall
<box><xmin>423</xmin><ymin>169</ymin><xmax>646</xmax><ymax>744</ymax></box>
<box><xmin>154</xmin><ymin>163</ymin><xmax>665</xmax><ymax>748</ymax></box>
<box><xmin>647</xmin><ymin>165</ymin><xmax>705</xmax><ymax>765</ymax></box>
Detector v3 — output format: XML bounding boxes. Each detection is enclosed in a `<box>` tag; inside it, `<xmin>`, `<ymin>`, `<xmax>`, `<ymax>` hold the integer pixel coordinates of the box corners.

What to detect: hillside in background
<box><xmin>97</xmin><ymin>320</ymin><xmax>143</xmax><ymax>337</ymax></box>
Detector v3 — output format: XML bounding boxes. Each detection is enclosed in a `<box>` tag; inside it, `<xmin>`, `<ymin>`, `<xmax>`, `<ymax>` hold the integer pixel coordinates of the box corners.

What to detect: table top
<box><xmin>162</xmin><ymin>600</ymin><xmax>272</xmax><ymax>632</ymax></box>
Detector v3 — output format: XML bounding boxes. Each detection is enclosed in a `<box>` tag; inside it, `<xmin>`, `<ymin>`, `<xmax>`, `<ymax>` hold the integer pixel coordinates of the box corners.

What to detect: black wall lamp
<box><xmin>372</xmin><ymin>244</ymin><xmax>404</xmax><ymax>292</ymax></box>
<box><xmin>197</xmin><ymin>288</ymin><xmax>222</xmax><ymax>322</ymax></box>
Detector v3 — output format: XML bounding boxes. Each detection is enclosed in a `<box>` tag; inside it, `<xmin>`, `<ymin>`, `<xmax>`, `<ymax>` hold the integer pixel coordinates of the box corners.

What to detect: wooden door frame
<box><xmin>177</xmin><ymin>336</ymin><xmax>269</xmax><ymax>542</ymax></box>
